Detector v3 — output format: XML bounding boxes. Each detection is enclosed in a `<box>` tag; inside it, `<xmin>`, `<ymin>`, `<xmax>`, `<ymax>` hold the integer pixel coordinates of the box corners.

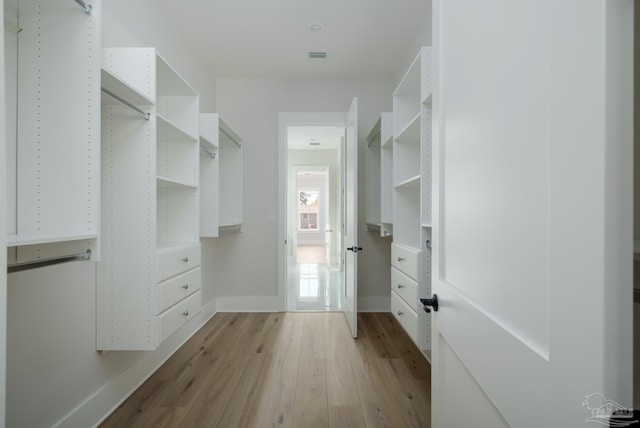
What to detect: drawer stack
<box><xmin>391</xmin><ymin>243</ymin><xmax>420</xmax><ymax>346</ymax></box>
<box><xmin>157</xmin><ymin>243</ymin><xmax>202</xmax><ymax>342</ymax></box>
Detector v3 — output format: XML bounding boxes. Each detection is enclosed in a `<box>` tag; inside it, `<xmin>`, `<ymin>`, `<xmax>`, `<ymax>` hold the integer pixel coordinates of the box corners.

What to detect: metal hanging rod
<box><xmin>8</xmin><ymin>250</ymin><xmax>92</xmax><ymax>274</ymax></box>
<box><xmin>101</xmin><ymin>88</ymin><xmax>150</xmax><ymax>120</ymax></box>
<box><xmin>366</xmin><ymin>129</ymin><xmax>381</xmax><ymax>147</ymax></box>
<box><xmin>200</xmin><ymin>146</ymin><xmax>216</xmax><ymax>159</ymax></box>
<box><xmin>220</xmin><ymin>128</ymin><xmax>241</xmax><ymax>148</ymax></box>
<box><xmin>73</xmin><ymin>0</ymin><xmax>93</xmax><ymax>15</ymax></box>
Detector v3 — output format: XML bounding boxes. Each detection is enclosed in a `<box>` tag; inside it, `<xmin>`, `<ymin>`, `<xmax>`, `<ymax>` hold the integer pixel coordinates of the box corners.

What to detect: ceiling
<box><xmin>288</xmin><ymin>126</ymin><xmax>343</xmax><ymax>150</ymax></box>
<box><xmin>155</xmin><ymin>0</ymin><xmax>431</xmax><ymax>79</ymax></box>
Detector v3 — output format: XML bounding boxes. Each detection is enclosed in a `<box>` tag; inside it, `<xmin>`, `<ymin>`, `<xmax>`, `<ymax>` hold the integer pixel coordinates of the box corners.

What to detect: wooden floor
<box><xmin>99</xmin><ymin>312</ymin><xmax>431</xmax><ymax>428</ymax></box>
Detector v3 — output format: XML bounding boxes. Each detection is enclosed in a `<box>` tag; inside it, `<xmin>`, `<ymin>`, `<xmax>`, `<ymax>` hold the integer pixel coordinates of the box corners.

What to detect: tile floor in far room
<box><xmin>287</xmin><ymin>245</ymin><xmax>344</xmax><ymax>311</ymax></box>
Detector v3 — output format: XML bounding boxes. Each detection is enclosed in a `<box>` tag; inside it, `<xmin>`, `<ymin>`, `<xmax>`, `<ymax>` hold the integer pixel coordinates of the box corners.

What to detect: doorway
<box><xmin>286</xmin><ymin>126</ymin><xmax>344</xmax><ymax>311</ymax></box>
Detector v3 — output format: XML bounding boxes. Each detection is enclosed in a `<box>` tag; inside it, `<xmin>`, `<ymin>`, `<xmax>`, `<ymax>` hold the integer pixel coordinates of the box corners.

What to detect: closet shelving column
<box><xmin>218</xmin><ymin>120</ymin><xmax>243</xmax><ymax>233</ymax></box>
<box><xmin>199</xmin><ymin>113</ymin><xmax>220</xmax><ymax>237</ymax></box>
<box><xmin>391</xmin><ymin>47</ymin><xmax>431</xmax><ymax>355</ymax></box>
<box><xmin>419</xmin><ymin>47</ymin><xmax>433</xmax><ymax>361</ymax></box>
<box><xmin>98</xmin><ymin>48</ymin><xmax>201</xmax><ymax>350</ymax></box>
<box><xmin>5</xmin><ymin>0</ymin><xmax>101</xmax><ymax>263</ymax></box>
<box><xmin>200</xmin><ymin>114</ymin><xmax>243</xmax><ymax>236</ymax></box>
<box><xmin>155</xmin><ymin>54</ymin><xmax>201</xmax><ymax>343</ymax></box>
<box><xmin>365</xmin><ymin>113</ymin><xmax>393</xmax><ymax>237</ymax></box>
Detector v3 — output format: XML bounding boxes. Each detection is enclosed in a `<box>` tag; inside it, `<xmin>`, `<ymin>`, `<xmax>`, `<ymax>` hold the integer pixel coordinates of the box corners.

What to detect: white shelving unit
<box><xmin>218</xmin><ymin>120</ymin><xmax>243</xmax><ymax>233</ymax></box>
<box><xmin>200</xmin><ymin>113</ymin><xmax>243</xmax><ymax>236</ymax></box>
<box><xmin>199</xmin><ymin>113</ymin><xmax>219</xmax><ymax>237</ymax></box>
<box><xmin>391</xmin><ymin>47</ymin><xmax>433</xmax><ymax>359</ymax></box>
<box><xmin>98</xmin><ymin>48</ymin><xmax>201</xmax><ymax>351</ymax></box>
<box><xmin>365</xmin><ymin>113</ymin><xmax>393</xmax><ymax>237</ymax></box>
<box><xmin>5</xmin><ymin>0</ymin><xmax>101</xmax><ymax>265</ymax></box>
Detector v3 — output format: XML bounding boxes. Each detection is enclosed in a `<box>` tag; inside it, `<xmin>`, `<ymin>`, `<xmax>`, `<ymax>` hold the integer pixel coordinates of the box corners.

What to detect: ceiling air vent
<box><xmin>308</xmin><ymin>52</ymin><xmax>327</xmax><ymax>59</ymax></box>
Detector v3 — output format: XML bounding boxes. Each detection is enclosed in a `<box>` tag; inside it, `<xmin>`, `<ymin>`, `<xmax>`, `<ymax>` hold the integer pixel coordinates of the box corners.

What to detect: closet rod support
<box><xmin>220</xmin><ymin>128</ymin><xmax>242</xmax><ymax>148</ymax></box>
<box><xmin>101</xmin><ymin>88</ymin><xmax>150</xmax><ymax>120</ymax></box>
<box><xmin>73</xmin><ymin>0</ymin><xmax>93</xmax><ymax>15</ymax></box>
<box><xmin>200</xmin><ymin>146</ymin><xmax>216</xmax><ymax>159</ymax></box>
<box><xmin>8</xmin><ymin>250</ymin><xmax>92</xmax><ymax>274</ymax></box>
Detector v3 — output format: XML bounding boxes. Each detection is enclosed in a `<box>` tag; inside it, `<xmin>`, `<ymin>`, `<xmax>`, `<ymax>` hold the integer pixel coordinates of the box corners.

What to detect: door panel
<box><xmin>432</xmin><ymin>0</ymin><xmax>633</xmax><ymax>426</ymax></box>
<box><xmin>343</xmin><ymin>97</ymin><xmax>358</xmax><ymax>338</ymax></box>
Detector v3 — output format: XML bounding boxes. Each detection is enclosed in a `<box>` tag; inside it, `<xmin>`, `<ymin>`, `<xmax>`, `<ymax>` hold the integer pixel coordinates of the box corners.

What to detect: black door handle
<box><xmin>346</xmin><ymin>246</ymin><xmax>363</xmax><ymax>253</ymax></box>
<box><xmin>420</xmin><ymin>294</ymin><xmax>439</xmax><ymax>313</ymax></box>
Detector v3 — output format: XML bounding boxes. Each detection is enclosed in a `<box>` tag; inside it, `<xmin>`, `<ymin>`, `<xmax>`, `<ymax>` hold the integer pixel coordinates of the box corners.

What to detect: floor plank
<box><xmin>99</xmin><ymin>312</ymin><xmax>431</xmax><ymax>428</ymax></box>
<box><xmin>292</xmin><ymin>358</ymin><xmax>329</xmax><ymax>428</ymax></box>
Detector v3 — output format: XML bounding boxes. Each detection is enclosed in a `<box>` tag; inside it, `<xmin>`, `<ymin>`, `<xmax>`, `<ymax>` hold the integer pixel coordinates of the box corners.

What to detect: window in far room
<box><xmin>299</xmin><ymin>190</ymin><xmax>319</xmax><ymax>230</ymax></box>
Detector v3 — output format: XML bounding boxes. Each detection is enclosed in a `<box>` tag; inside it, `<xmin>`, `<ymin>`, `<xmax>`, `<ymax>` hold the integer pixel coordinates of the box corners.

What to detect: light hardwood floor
<box><xmin>99</xmin><ymin>312</ymin><xmax>431</xmax><ymax>428</ymax></box>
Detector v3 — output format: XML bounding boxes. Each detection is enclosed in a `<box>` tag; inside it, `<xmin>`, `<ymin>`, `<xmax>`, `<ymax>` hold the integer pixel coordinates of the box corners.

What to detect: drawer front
<box><xmin>158</xmin><ymin>290</ymin><xmax>201</xmax><ymax>343</ymax></box>
<box><xmin>157</xmin><ymin>267</ymin><xmax>201</xmax><ymax>314</ymax></box>
<box><xmin>391</xmin><ymin>243</ymin><xmax>420</xmax><ymax>280</ymax></box>
<box><xmin>391</xmin><ymin>267</ymin><xmax>419</xmax><ymax>307</ymax></box>
<box><xmin>158</xmin><ymin>243</ymin><xmax>201</xmax><ymax>282</ymax></box>
<box><xmin>391</xmin><ymin>290</ymin><xmax>419</xmax><ymax>345</ymax></box>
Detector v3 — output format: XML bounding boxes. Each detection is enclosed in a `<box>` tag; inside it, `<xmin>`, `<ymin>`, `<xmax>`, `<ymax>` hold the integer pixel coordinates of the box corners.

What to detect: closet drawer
<box><xmin>391</xmin><ymin>290</ymin><xmax>419</xmax><ymax>345</ymax></box>
<box><xmin>158</xmin><ymin>290</ymin><xmax>201</xmax><ymax>342</ymax></box>
<box><xmin>157</xmin><ymin>243</ymin><xmax>201</xmax><ymax>282</ymax></box>
<box><xmin>391</xmin><ymin>243</ymin><xmax>420</xmax><ymax>281</ymax></box>
<box><xmin>391</xmin><ymin>267</ymin><xmax>418</xmax><ymax>307</ymax></box>
<box><xmin>157</xmin><ymin>267</ymin><xmax>201</xmax><ymax>314</ymax></box>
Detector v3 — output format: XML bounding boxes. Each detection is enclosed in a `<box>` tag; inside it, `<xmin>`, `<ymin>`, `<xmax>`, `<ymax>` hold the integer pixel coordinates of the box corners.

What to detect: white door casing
<box><xmin>431</xmin><ymin>1</ymin><xmax>633</xmax><ymax>427</ymax></box>
<box><xmin>343</xmin><ymin>97</ymin><xmax>358</xmax><ymax>338</ymax></box>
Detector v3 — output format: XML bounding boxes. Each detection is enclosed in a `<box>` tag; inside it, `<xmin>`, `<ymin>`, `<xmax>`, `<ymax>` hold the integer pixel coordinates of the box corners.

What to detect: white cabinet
<box><xmin>98</xmin><ymin>48</ymin><xmax>201</xmax><ymax>351</ymax></box>
<box><xmin>200</xmin><ymin>114</ymin><xmax>243</xmax><ymax>237</ymax></box>
<box><xmin>365</xmin><ymin>113</ymin><xmax>393</xmax><ymax>237</ymax></box>
<box><xmin>390</xmin><ymin>47</ymin><xmax>432</xmax><ymax>358</ymax></box>
<box><xmin>5</xmin><ymin>0</ymin><xmax>101</xmax><ymax>264</ymax></box>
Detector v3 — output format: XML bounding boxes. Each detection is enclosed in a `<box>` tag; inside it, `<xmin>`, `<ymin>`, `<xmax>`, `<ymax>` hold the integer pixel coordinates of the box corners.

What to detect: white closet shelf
<box><xmin>157</xmin><ymin>241</ymin><xmax>199</xmax><ymax>252</ymax></box>
<box><xmin>7</xmin><ymin>233</ymin><xmax>97</xmax><ymax>247</ymax></box>
<box><xmin>157</xmin><ymin>176</ymin><xmax>197</xmax><ymax>189</ymax></box>
<box><xmin>200</xmin><ymin>135</ymin><xmax>217</xmax><ymax>149</ymax></box>
<box><xmin>157</xmin><ymin>114</ymin><xmax>198</xmax><ymax>142</ymax></box>
<box><xmin>395</xmin><ymin>175</ymin><xmax>421</xmax><ymax>189</ymax></box>
<box><xmin>394</xmin><ymin>54</ymin><xmax>421</xmax><ymax>97</ymax></box>
<box><xmin>421</xmin><ymin>223</ymin><xmax>432</xmax><ymax>228</ymax></box>
<box><xmin>156</xmin><ymin>54</ymin><xmax>198</xmax><ymax>97</ymax></box>
<box><xmin>395</xmin><ymin>113</ymin><xmax>421</xmax><ymax>142</ymax></box>
<box><xmin>382</xmin><ymin>136</ymin><xmax>393</xmax><ymax>148</ymax></box>
<box><xmin>219</xmin><ymin>118</ymin><xmax>242</xmax><ymax>147</ymax></box>
<box><xmin>101</xmin><ymin>68</ymin><xmax>154</xmax><ymax>106</ymax></box>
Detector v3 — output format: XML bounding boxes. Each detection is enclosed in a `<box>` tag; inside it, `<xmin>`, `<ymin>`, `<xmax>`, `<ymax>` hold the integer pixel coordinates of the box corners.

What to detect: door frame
<box><xmin>278</xmin><ymin>112</ymin><xmax>346</xmax><ymax>311</ymax></box>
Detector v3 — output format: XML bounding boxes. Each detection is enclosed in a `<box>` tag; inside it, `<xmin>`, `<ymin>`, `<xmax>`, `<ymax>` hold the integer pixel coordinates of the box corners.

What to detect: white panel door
<box><xmin>343</xmin><ymin>98</ymin><xmax>358</xmax><ymax>338</ymax></box>
<box><xmin>431</xmin><ymin>0</ymin><xmax>633</xmax><ymax>427</ymax></box>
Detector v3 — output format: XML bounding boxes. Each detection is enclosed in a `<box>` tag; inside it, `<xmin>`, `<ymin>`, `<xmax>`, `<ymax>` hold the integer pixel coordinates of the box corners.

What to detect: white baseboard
<box><xmin>216</xmin><ymin>296</ymin><xmax>279</xmax><ymax>312</ymax></box>
<box><xmin>54</xmin><ymin>300</ymin><xmax>218</xmax><ymax>428</ymax></box>
<box><xmin>358</xmin><ymin>296</ymin><xmax>390</xmax><ymax>312</ymax></box>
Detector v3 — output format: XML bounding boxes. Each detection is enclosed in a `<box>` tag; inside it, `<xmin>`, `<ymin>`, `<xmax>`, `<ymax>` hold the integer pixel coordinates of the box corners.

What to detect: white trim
<box><xmin>54</xmin><ymin>300</ymin><xmax>217</xmax><ymax>428</ymax></box>
<box><xmin>216</xmin><ymin>296</ymin><xmax>279</xmax><ymax>312</ymax></box>
<box><xmin>358</xmin><ymin>296</ymin><xmax>390</xmax><ymax>312</ymax></box>
<box><xmin>278</xmin><ymin>112</ymin><xmax>346</xmax><ymax>312</ymax></box>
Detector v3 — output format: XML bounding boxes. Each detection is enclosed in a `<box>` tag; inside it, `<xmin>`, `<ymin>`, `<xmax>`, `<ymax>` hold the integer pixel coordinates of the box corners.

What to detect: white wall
<box><xmin>209</xmin><ymin>78</ymin><xmax>395</xmax><ymax>311</ymax></box>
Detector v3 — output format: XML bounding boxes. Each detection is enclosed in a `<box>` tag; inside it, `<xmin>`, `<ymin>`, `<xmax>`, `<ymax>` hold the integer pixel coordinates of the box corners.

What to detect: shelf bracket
<box><xmin>73</xmin><ymin>0</ymin><xmax>93</xmax><ymax>15</ymax></box>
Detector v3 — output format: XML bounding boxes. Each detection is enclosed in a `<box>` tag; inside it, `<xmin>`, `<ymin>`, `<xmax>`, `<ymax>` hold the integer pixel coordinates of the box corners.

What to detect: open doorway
<box><xmin>286</xmin><ymin>125</ymin><xmax>344</xmax><ymax>311</ymax></box>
